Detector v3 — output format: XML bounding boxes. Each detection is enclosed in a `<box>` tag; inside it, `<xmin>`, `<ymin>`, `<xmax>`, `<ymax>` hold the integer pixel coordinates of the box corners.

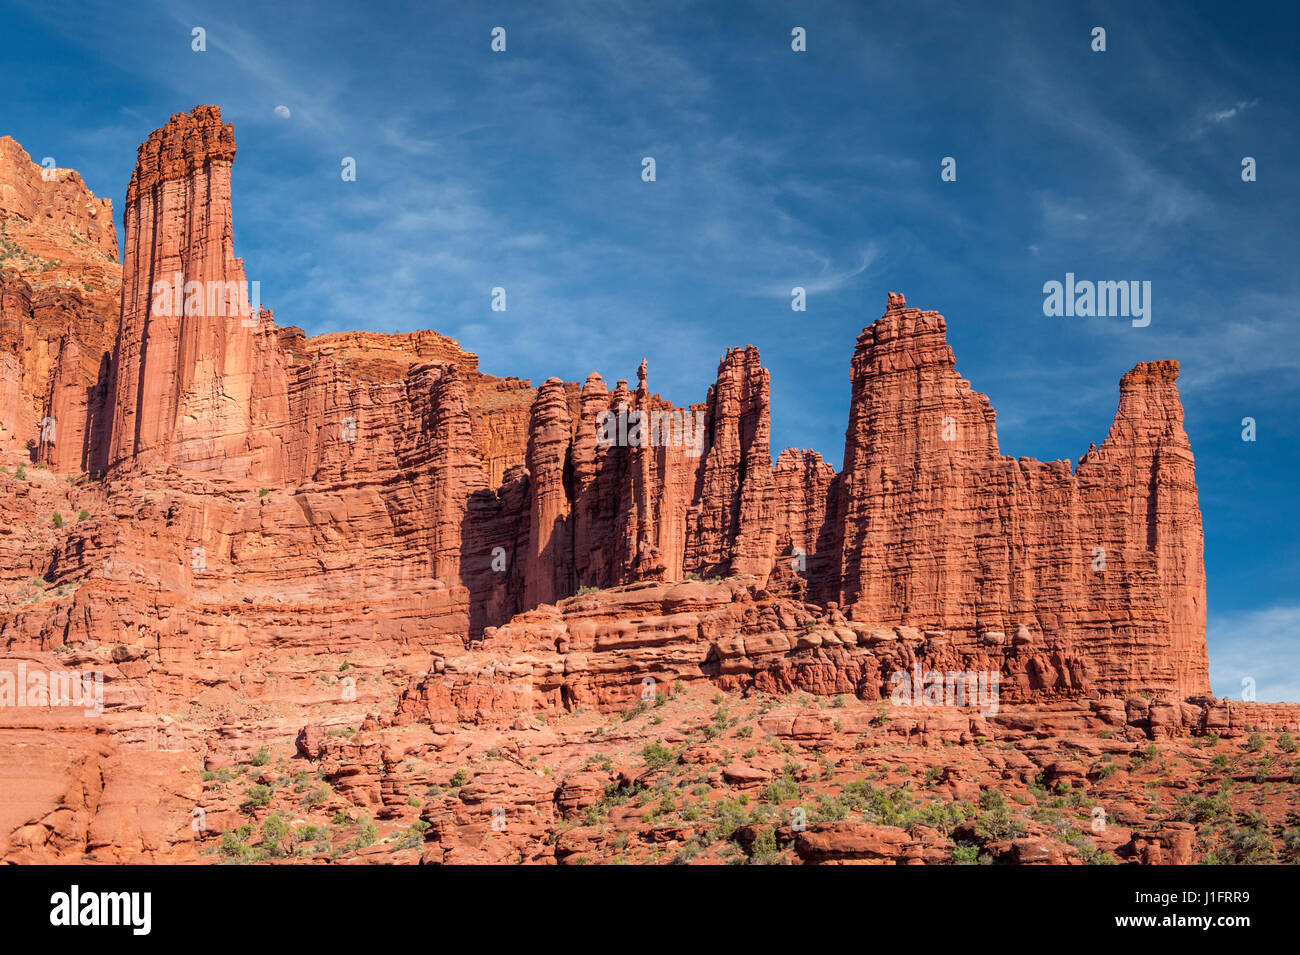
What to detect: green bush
<box><xmin>218</xmin><ymin>830</ymin><xmax>255</xmax><ymax>862</ymax></box>
<box><xmin>760</xmin><ymin>776</ymin><xmax>800</xmax><ymax>805</ymax></box>
<box><xmin>52</xmin><ymin>512</ymin><xmax>63</xmax><ymax>528</ymax></box>
<box><xmin>642</xmin><ymin>743</ymin><xmax>675</xmax><ymax>770</ymax></box>
<box><xmin>1282</xmin><ymin>828</ymin><xmax>1300</xmax><ymax>863</ymax></box>
<box><xmin>747</xmin><ymin>826</ymin><xmax>780</xmax><ymax>864</ymax></box>
<box><xmin>1222</xmin><ymin>812</ymin><xmax>1274</xmax><ymax>864</ymax></box>
<box><xmin>398</xmin><ymin>819</ymin><xmax>430</xmax><ymax>849</ymax></box>
<box><xmin>260</xmin><ymin>812</ymin><xmax>291</xmax><ymax>856</ymax></box>
<box><xmin>952</xmin><ymin>844</ymin><xmax>980</xmax><ymax>865</ymax></box>
<box><xmin>241</xmin><ymin>784</ymin><xmax>273</xmax><ymax>810</ymax></box>
<box><xmin>975</xmin><ymin>803</ymin><xmax>1027</xmax><ymax>841</ymax></box>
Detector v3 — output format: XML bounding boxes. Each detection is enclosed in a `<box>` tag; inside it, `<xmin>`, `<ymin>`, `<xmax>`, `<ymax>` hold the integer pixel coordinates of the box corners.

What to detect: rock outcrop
<box><xmin>833</xmin><ymin>294</ymin><xmax>1208</xmax><ymax>698</ymax></box>
<box><xmin>2</xmin><ymin>108</ymin><xmax>1212</xmax><ymax>704</ymax></box>
<box><xmin>0</xmin><ymin>136</ymin><xmax>120</xmax><ymax>459</ymax></box>
<box><xmin>0</xmin><ymin>106</ymin><xmax>1268</xmax><ymax>866</ymax></box>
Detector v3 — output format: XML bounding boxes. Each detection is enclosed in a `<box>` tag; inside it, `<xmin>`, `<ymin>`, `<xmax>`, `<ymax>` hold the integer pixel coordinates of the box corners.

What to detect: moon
<box><xmin>274</xmin><ymin>105</ymin><xmax>291</xmax><ymax>119</ymax></box>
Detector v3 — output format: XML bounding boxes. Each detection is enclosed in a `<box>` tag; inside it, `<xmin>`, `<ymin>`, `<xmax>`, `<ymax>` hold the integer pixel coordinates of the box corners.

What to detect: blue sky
<box><xmin>3</xmin><ymin>0</ymin><xmax>1297</xmax><ymax>699</ymax></box>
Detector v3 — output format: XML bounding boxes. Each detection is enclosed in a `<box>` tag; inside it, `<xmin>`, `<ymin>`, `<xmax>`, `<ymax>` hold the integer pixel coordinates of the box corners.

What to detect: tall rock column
<box><xmin>39</xmin><ymin>330</ymin><xmax>89</xmax><ymax>472</ymax></box>
<box><xmin>1093</xmin><ymin>361</ymin><xmax>1209</xmax><ymax>696</ymax></box>
<box><xmin>684</xmin><ymin>346</ymin><xmax>774</xmax><ymax>577</ymax></box>
<box><xmin>420</xmin><ymin>365</ymin><xmax>492</xmax><ymax>585</ymax></box>
<box><xmin>106</xmin><ymin>105</ymin><xmax>286</xmax><ymax>480</ymax></box>
<box><xmin>525</xmin><ymin>378</ymin><xmax>573</xmax><ymax>606</ymax></box>
<box><xmin>833</xmin><ymin>292</ymin><xmax>1210</xmax><ymax>699</ymax></box>
<box><xmin>836</xmin><ymin>292</ymin><xmax>999</xmax><ymax>619</ymax></box>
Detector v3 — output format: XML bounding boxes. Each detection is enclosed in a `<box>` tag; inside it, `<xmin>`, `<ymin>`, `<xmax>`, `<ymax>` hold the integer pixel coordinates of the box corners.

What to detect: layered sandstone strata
<box><xmin>0</xmin><ymin>137</ymin><xmax>120</xmax><ymax>459</ymax></box>
<box><xmin>95</xmin><ymin>107</ymin><xmax>533</xmax><ymax>489</ymax></box>
<box><xmin>4</xmin><ymin>107</ymin><xmax>1213</xmax><ymax>703</ymax></box>
<box><xmin>833</xmin><ymin>294</ymin><xmax>1208</xmax><ymax>697</ymax></box>
<box><xmin>0</xmin><ymin>106</ymin><xmax>1286</xmax><ymax>866</ymax></box>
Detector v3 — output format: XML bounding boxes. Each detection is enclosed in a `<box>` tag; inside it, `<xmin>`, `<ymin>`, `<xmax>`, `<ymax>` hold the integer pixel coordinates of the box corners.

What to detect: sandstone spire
<box><xmin>105</xmin><ymin>105</ymin><xmax>286</xmax><ymax>479</ymax></box>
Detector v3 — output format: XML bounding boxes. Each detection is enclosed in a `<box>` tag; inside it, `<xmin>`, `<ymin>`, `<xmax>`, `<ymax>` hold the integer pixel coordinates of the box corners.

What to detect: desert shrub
<box><xmin>241</xmin><ymin>784</ymin><xmax>272</xmax><ymax>810</ymax></box>
<box><xmin>747</xmin><ymin>826</ymin><xmax>780</xmax><ymax>864</ymax></box>
<box><xmin>1282</xmin><ymin>828</ymin><xmax>1300</xmax><ymax>863</ymax></box>
<box><xmin>1220</xmin><ymin>812</ymin><xmax>1274</xmax><ymax>864</ymax></box>
<box><xmin>398</xmin><ymin>819</ymin><xmax>430</xmax><ymax>849</ymax></box>
<box><xmin>1180</xmin><ymin>788</ymin><xmax>1233</xmax><ymax>825</ymax></box>
<box><xmin>642</xmin><ymin>743</ymin><xmax>675</xmax><ymax>770</ymax></box>
<box><xmin>952</xmin><ymin>844</ymin><xmax>980</xmax><ymax>865</ymax></box>
<box><xmin>218</xmin><ymin>830</ymin><xmax>255</xmax><ymax>862</ymax></box>
<box><xmin>975</xmin><ymin>799</ymin><xmax>1027</xmax><ymax>841</ymax></box>
<box><xmin>260</xmin><ymin>812</ymin><xmax>291</xmax><ymax>856</ymax></box>
<box><xmin>760</xmin><ymin>776</ymin><xmax>800</xmax><ymax>805</ymax></box>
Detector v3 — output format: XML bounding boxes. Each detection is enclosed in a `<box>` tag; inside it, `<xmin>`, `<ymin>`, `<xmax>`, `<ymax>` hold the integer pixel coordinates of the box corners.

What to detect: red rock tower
<box><xmin>105</xmin><ymin>105</ymin><xmax>287</xmax><ymax>479</ymax></box>
<box><xmin>835</xmin><ymin>293</ymin><xmax>1210</xmax><ymax>698</ymax></box>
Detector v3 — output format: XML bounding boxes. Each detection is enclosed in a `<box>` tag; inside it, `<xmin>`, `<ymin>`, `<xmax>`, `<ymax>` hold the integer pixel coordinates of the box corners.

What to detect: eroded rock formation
<box><xmin>0</xmin><ymin>135</ymin><xmax>120</xmax><ymax>461</ymax></box>
<box><xmin>1</xmin><ymin>106</ymin><xmax>1214</xmax><ymax>700</ymax></box>
<box><xmin>0</xmin><ymin>105</ymin><xmax>1275</xmax><ymax>866</ymax></box>
<box><xmin>833</xmin><ymin>295</ymin><xmax>1208</xmax><ymax>698</ymax></box>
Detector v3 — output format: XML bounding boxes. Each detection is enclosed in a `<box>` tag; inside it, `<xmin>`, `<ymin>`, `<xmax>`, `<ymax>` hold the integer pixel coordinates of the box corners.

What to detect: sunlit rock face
<box><xmin>0</xmin><ymin>106</ymin><xmax>1235</xmax><ymax>865</ymax></box>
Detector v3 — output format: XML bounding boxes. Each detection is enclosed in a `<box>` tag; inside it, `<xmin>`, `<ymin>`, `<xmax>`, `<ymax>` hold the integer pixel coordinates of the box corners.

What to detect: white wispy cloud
<box><xmin>1192</xmin><ymin>98</ymin><xmax>1260</xmax><ymax>138</ymax></box>
<box><xmin>761</xmin><ymin>243</ymin><xmax>879</xmax><ymax>298</ymax></box>
<box><xmin>1207</xmin><ymin>99</ymin><xmax>1259</xmax><ymax>124</ymax></box>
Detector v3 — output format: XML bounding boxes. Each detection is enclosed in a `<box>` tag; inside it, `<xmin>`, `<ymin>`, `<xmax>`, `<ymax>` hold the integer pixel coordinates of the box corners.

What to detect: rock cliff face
<box><xmin>0</xmin><ymin>136</ymin><xmax>120</xmax><ymax>460</ymax></box>
<box><xmin>0</xmin><ymin>106</ymin><xmax>1265</xmax><ymax>866</ymax></box>
<box><xmin>2</xmin><ymin>107</ymin><xmax>1211</xmax><ymax>702</ymax></box>
<box><xmin>832</xmin><ymin>294</ymin><xmax>1208</xmax><ymax>698</ymax></box>
<box><xmin>101</xmin><ymin>108</ymin><xmax>534</xmax><ymax>488</ymax></box>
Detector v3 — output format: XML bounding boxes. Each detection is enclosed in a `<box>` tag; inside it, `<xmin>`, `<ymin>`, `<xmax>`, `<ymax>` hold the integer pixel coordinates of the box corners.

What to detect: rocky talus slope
<box><xmin>0</xmin><ymin>106</ymin><xmax>1294</xmax><ymax>865</ymax></box>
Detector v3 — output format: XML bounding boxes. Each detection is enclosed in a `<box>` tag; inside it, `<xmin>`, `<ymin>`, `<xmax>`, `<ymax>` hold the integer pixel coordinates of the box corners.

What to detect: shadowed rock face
<box><xmin>0</xmin><ymin>106</ymin><xmax>1255</xmax><ymax>865</ymax></box>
